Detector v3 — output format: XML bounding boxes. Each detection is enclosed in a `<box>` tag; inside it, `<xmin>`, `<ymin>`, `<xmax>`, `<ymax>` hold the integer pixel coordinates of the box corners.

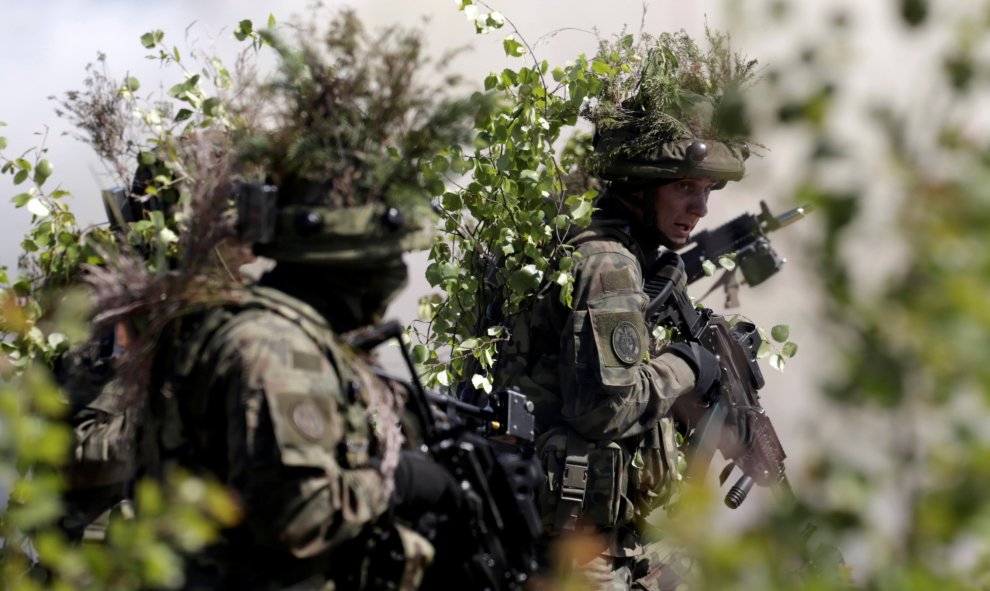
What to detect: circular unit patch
<box><xmin>291</xmin><ymin>399</ymin><xmax>327</xmax><ymax>441</ymax></box>
<box><xmin>611</xmin><ymin>320</ymin><xmax>642</xmax><ymax>365</ymax></box>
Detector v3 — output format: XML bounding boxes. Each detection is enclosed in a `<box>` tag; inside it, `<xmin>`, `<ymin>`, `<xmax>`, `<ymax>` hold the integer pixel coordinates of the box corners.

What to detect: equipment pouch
<box><xmin>536</xmin><ymin>426</ymin><xmax>628</xmax><ymax>533</ymax></box>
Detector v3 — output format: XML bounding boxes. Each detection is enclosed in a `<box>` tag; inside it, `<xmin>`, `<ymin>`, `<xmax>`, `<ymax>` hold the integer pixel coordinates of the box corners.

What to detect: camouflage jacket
<box><xmin>497</xmin><ymin>202</ymin><xmax>697</xmax><ymax>556</ymax></box>
<box><xmin>148</xmin><ymin>286</ymin><xmax>429</xmax><ymax>590</ymax></box>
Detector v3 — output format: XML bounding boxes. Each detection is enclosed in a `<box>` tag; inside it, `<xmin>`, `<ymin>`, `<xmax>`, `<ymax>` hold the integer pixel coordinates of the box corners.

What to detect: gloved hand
<box><xmin>719</xmin><ymin>405</ymin><xmax>754</xmax><ymax>459</ymax></box>
<box><xmin>389</xmin><ymin>450</ymin><xmax>463</xmax><ymax>523</ymax></box>
<box><xmin>665</xmin><ymin>341</ymin><xmax>720</xmax><ymax>398</ymax></box>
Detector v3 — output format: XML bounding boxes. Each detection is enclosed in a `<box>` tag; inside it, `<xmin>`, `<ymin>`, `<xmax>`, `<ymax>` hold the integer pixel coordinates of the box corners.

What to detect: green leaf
<box><xmin>769</xmin><ymin>354</ymin><xmax>786</xmax><ymax>372</ymax></box>
<box><xmin>770</xmin><ymin>324</ymin><xmax>790</xmax><ymax>342</ymax></box>
<box><xmin>507</xmin><ymin>264</ymin><xmax>541</xmax><ymax>295</ymax></box>
<box><xmin>0</xmin><ymin>136</ymin><xmax>7</xmax><ymax>151</ymax></box>
<box><xmin>701</xmin><ymin>259</ymin><xmax>716</xmax><ymax>276</ymax></box>
<box><xmin>570</xmin><ymin>199</ymin><xmax>592</xmax><ymax>223</ymax></box>
<box><xmin>141</xmin><ymin>30</ymin><xmax>164</xmax><ymax>48</ymax></box>
<box><xmin>267</xmin><ymin>13</ymin><xmax>277</xmax><ymax>27</ymax></box>
<box><xmin>235</xmin><ymin>19</ymin><xmax>254</xmax><ymax>41</ymax></box>
<box><xmin>503</xmin><ymin>36</ymin><xmax>526</xmax><ymax>58</ymax></box>
<box><xmin>33</xmin><ymin>159</ymin><xmax>53</xmax><ymax>186</ymax></box>
<box><xmin>782</xmin><ymin>342</ymin><xmax>798</xmax><ymax>358</ymax></box>
<box><xmin>202</xmin><ymin>97</ymin><xmax>221</xmax><ymax>116</ymax></box>
<box><xmin>11</xmin><ymin>192</ymin><xmax>31</xmax><ymax>207</ymax></box>
<box><xmin>411</xmin><ymin>344</ymin><xmax>429</xmax><ymax>364</ymax></box>
<box><xmin>13</xmin><ymin>169</ymin><xmax>28</xmax><ymax>185</ymax></box>
<box><xmin>756</xmin><ymin>340</ymin><xmax>770</xmax><ymax>359</ymax></box>
<box><xmin>471</xmin><ymin>373</ymin><xmax>493</xmax><ymax>394</ymax></box>
<box><xmin>125</xmin><ymin>76</ymin><xmax>141</xmax><ymax>92</ymax></box>
<box><xmin>174</xmin><ymin>109</ymin><xmax>194</xmax><ymax>123</ymax></box>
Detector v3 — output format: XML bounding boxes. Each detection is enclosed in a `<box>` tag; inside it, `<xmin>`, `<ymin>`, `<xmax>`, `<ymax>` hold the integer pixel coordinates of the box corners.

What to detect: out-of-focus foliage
<box><xmin>669</xmin><ymin>0</ymin><xmax>990</xmax><ymax>589</ymax></box>
<box><xmin>0</xmin><ymin>16</ymin><xmax>266</xmax><ymax>590</ymax></box>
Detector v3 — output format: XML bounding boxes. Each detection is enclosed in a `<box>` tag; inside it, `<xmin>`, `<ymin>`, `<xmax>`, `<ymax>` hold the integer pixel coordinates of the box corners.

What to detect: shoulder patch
<box><xmin>601</xmin><ymin>267</ymin><xmax>637</xmax><ymax>293</ymax></box>
<box><xmin>290</xmin><ymin>398</ymin><xmax>327</xmax><ymax>441</ymax></box>
<box><xmin>611</xmin><ymin>320</ymin><xmax>642</xmax><ymax>364</ymax></box>
<box><xmin>292</xmin><ymin>350</ymin><xmax>323</xmax><ymax>372</ymax></box>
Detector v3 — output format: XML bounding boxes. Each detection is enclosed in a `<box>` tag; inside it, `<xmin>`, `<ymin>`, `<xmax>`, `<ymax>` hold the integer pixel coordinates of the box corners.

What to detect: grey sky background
<box><xmin>2</xmin><ymin>0</ymin><xmax>976</xmax><ymax>573</ymax></box>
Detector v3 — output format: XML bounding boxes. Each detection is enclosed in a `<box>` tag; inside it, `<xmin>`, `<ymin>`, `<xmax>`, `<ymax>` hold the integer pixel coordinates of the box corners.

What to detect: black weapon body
<box><xmin>679</xmin><ymin>200</ymin><xmax>810</xmax><ymax>287</ymax></box>
<box><xmin>350</xmin><ymin>320</ymin><xmax>543</xmax><ymax>591</ymax></box>
<box><xmin>645</xmin><ymin>253</ymin><xmax>791</xmax><ymax>509</ymax></box>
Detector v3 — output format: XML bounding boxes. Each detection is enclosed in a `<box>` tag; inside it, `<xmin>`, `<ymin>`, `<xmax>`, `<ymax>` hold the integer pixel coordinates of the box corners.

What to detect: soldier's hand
<box><xmin>389</xmin><ymin>450</ymin><xmax>463</xmax><ymax>523</ymax></box>
<box><xmin>666</xmin><ymin>341</ymin><xmax>720</xmax><ymax>398</ymax></box>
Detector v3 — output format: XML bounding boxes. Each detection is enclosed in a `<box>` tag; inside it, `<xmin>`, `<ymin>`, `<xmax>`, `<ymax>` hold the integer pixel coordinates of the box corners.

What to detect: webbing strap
<box><xmin>554</xmin><ymin>429</ymin><xmax>590</xmax><ymax>532</ymax></box>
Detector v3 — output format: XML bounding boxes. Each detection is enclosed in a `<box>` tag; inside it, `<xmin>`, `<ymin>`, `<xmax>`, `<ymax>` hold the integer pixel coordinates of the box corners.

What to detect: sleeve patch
<box><xmin>290</xmin><ymin>399</ymin><xmax>328</xmax><ymax>441</ymax></box>
<box><xmin>267</xmin><ymin>392</ymin><xmax>339</xmax><ymax>466</ymax></box>
<box><xmin>600</xmin><ymin>267</ymin><xmax>637</xmax><ymax>293</ymax></box>
<box><xmin>292</xmin><ymin>350</ymin><xmax>324</xmax><ymax>372</ymax></box>
<box><xmin>592</xmin><ymin>310</ymin><xmax>646</xmax><ymax>368</ymax></box>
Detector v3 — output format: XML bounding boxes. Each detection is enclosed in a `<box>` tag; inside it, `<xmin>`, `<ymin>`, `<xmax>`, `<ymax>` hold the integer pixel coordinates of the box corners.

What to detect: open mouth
<box><xmin>673</xmin><ymin>222</ymin><xmax>692</xmax><ymax>235</ymax></box>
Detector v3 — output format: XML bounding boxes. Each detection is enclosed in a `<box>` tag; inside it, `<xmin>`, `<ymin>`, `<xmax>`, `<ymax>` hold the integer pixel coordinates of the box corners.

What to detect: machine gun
<box><xmin>679</xmin><ymin>200</ymin><xmax>810</xmax><ymax>290</ymax></box>
<box><xmin>348</xmin><ymin>320</ymin><xmax>543</xmax><ymax>591</ymax></box>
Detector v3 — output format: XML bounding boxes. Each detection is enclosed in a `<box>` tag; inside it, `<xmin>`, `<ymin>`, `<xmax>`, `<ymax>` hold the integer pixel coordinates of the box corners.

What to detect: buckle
<box><xmin>560</xmin><ymin>461</ymin><xmax>588</xmax><ymax>504</ymax></box>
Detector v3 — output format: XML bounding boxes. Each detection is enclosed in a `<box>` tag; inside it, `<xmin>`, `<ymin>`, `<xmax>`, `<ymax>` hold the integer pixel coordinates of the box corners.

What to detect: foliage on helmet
<box><xmin>234</xmin><ymin>10</ymin><xmax>478</xmax><ymax>217</ymax></box>
<box><xmin>584</xmin><ymin>28</ymin><xmax>760</xmax><ymax>183</ymax></box>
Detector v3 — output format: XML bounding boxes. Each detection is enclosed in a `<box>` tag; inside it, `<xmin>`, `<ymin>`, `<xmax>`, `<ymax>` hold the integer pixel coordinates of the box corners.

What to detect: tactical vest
<box><xmin>496</xmin><ymin>220</ymin><xmax>681</xmax><ymax>541</ymax></box>
<box><xmin>146</xmin><ymin>286</ymin><xmax>429</xmax><ymax>590</ymax></box>
<box><xmin>150</xmin><ymin>286</ymin><xmax>378</xmax><ymax>474</ymax></box>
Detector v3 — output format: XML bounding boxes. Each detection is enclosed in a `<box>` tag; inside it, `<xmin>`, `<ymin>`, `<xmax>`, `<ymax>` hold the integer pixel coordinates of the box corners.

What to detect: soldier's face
<box><xmin>651</xmin><ymin>178</ymin><xmax>716</xmax><ymax>247</ymax></box>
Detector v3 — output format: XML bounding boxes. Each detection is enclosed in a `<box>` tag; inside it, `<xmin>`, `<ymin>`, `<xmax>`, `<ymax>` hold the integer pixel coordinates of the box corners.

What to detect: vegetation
<box><xmin>3</xmin><ymin>0</ymin><xmax>990</xmax><ymax>589</ymax></box>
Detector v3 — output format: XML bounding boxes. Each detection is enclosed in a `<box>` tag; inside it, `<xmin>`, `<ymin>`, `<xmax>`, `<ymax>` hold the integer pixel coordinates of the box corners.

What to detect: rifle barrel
<box><xmin>770</xmin><ymin>204</ymin><xmax>812</xmax><ymax>230</ymax></box>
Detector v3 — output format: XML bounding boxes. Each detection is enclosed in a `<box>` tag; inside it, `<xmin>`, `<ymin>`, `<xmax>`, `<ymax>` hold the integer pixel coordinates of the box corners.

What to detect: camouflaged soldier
<box><xmin>144</xmin><ymin>191</ymin><xmax>462</xmax><ymax>590</ymax></box>
<box><xmin>131</xmin><ymin>15</ymin><xmax>472</xmax><ymax>590</ymax></box>
<box><xmin>496</xmin><ymin>32</ymin><xmax>757</xmax><ymax>590</ymax></box>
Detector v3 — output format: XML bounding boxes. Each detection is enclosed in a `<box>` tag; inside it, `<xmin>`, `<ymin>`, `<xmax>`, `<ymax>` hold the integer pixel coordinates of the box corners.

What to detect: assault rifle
<box><xmin>679</xmin><ymin>200</ymin><xmax>810</xmax><ymax>289</ymax></box>
<box><xmin>645</xmin><ymin>255</ymin><xmax>791</xmax><ymax>508</ymax></box>
<box><xmin>348</xmin><ymin>320</ymin><xmax>543</xmax><ymax>591</ymax></box>
<box><xmin>642</xmin><ymin>200</ymin><xmax>810</xmax><ymax>508</ymax></box>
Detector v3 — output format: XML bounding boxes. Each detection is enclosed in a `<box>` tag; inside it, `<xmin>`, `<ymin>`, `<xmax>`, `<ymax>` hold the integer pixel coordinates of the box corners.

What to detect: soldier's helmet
<box><xmin>586</xmin><ymin>30</ymin><xmax>757</xmax><ymax>190</ymax></box>
<box><xmin>230</xmin><ymin>12</ymin><xmax>473</xmax><ymax>316</ymax></box>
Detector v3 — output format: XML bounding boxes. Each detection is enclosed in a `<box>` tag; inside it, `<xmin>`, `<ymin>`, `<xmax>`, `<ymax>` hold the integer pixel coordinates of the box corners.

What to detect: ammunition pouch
<box><xmin>536</xmin><ymin>420</ymin><xmax>679</xmax><ymax>534</ymax></box>
<box><xmin>536</xmin><ymin>426</ymin><xmax>632</xmax><ymax>533</ymax></box>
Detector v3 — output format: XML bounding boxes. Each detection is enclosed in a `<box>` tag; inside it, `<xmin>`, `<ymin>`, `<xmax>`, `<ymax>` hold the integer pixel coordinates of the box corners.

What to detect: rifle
<box><xmin>644</xmin><ymin>257</ymin><xmax>790</xmax><ymax>508</ymax></box>
<box><xmin>348</xmin><ymin>320</ymin><xmax>543</xmax><ymax>591</ymax></box>
<box><xmin>641</xmin><ymin>199</ymin><xmax>811</xmax><ymax>508</ymax></box>
<box><xmin>679</xmin><ymin>200</ymin><xmax>811</xmax><ymax>288</ymax></box>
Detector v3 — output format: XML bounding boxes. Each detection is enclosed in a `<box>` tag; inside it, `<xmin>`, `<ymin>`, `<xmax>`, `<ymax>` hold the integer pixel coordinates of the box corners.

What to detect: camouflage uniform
<box><xmin>57</xmin><ymin>332</ymin><xmax>136</xmax><ymax>543</ymax></box>
<box><xmin>497</xmin><ymin>197</ymin><xmax>698</xmax><ymax>590</ymax></box>
<box><xmin>146</xmin><ymin>285</ymin><xmax>432</xmax><ymax>590</ymax></box>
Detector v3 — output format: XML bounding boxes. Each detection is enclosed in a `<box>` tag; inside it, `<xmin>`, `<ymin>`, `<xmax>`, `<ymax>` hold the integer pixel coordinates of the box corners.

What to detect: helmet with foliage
<box><xmin>233</xmin><ymin>10</ymin><xmax>475</xmax><ymax>269</ymax></box>
<box><xmin>585</xmin><ymin>29</ymin><xmax>758</xmax><ymax>189</ymax></box>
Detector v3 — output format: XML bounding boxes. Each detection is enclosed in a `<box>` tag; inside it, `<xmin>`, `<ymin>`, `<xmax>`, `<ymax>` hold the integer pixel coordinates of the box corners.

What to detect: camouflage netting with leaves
<box><xmin>583</xmin><ymin>28</ymin><xmax>761</xmax><ymax>173</ymax></box>
<box><xmin>413</xmin><ymin>9</ymin><xmax>762</xmax><ymax>395</ymax></box>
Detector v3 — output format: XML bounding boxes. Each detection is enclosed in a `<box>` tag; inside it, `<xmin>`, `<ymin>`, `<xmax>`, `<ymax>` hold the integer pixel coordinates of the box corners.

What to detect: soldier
<box><xmin>142</xmin><ymin>188</ymin><xmax>463</xmax><ymax>590</ymax></box>
<box><xmin>494</xmin><ymin>32</ymin><xmax>756</xmax><ymax>590</ymax></box>
<box><xmin>64</xmin><ymin>12</ymin><xmax>477</xmax><ymax>590</ymax></box>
